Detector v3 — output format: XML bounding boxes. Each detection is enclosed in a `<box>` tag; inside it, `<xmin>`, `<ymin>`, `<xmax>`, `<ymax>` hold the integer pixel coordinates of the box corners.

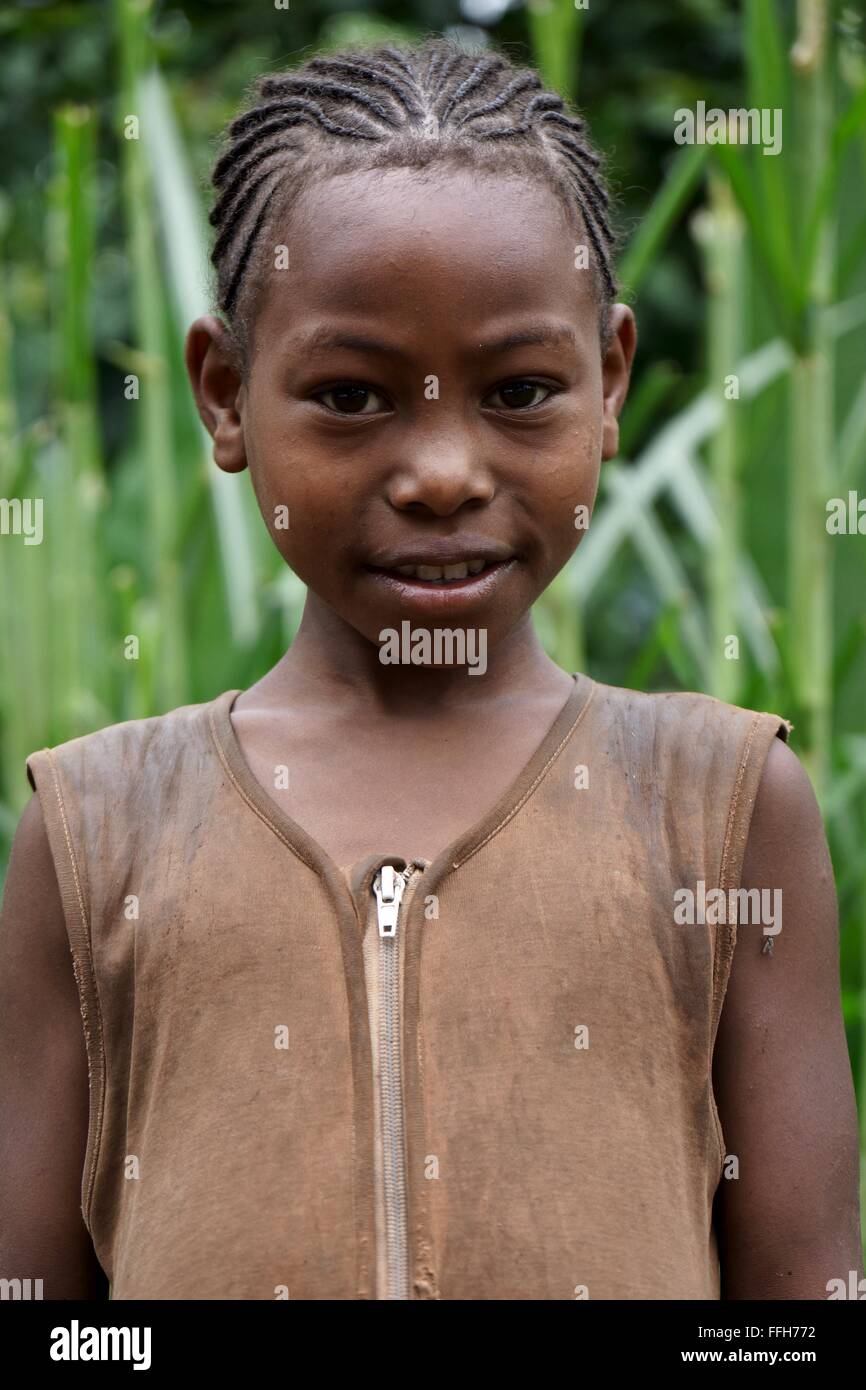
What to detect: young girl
<box><xmin>1</xmin><ymin>36</ymin><xmax>861</xmax><ymax>1301</ymax></box>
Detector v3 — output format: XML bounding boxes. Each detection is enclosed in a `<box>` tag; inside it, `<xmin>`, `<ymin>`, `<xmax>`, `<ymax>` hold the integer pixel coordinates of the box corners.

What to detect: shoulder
<box><xmin>585</xmin><ymin>678</ymin><xmax>791</xmax><ymax>764</ymax></box>
<box><xmin>582</xmin><ymin>679</ymin><xmax>794</xmax><ymax>878</ymax></box>
<box><xmin>25</xmin><ymin>690</ymin><xmax>237</xmax><ymax>799</ymax></box>
<box><xmin>743</xmin><ymin>735</ymin><xmax>828</xmax><ymax>886</ymax></box>
<box><xmin>23</xmin><ymin>691</ymin><xmax>240</xmax><ymax>879</ymax></box>
<box><xmin>587</xmin><ymin>677</ymin><xmax>789</xmax><ymax>727</ymax></box>
<box><xmin>17</xmin><ymin>690</ymin><xmax>240</xmax><ymax>935</ymax></box>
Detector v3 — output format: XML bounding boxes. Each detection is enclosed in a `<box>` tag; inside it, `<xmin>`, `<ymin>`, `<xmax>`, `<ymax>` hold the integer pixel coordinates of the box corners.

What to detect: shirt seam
<box><xmin>207</xmin><ymin>701</ymin><xmax>367</xmax><ymax>1296</ymax></box>
<box><xmin>451</xmin><ymin>678</ymin><xmax>597</xmax><ymax>870</ymax></box>
<box><xmin>710</xmin><ymin>710</ymin><xmax>762</xmax><ymax>1174</ymax></box>
<box><xmin>207</xmin><ymin>704</ymin><xmax>319</xmax><ymax>874</ymax></box>
<box><xmin>42</xmin><ymin>747</ymin><xmax>108</xmax><ymax>1232</ymax></box>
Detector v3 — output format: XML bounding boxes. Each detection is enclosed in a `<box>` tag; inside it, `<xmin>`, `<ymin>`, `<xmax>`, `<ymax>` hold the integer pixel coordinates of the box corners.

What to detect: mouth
<box><xmin>369</xmin><ymin>557</ymin><xmax>499</xmax><ymax>585</ymax></box>
<box><xmin>363</xmin><ymin>555</ymin><xmax>518</xmax><ymax>606</ymax></box>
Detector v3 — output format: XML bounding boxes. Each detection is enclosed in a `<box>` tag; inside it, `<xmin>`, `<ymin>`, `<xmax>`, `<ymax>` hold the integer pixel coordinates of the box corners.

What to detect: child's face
<box><xmin>189</xmin><ymin>166</ymin><xmax>635</xmax><ymax>654</ymax></box>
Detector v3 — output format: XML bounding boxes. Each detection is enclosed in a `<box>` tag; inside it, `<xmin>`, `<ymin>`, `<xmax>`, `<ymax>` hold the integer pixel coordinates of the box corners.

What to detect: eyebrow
<box><xmin>298</xmin><ymin>321</ymin><xmax>578</xmax><ymax>360</ymax></box>
<box><xmin>301</xmin><ymin>328</ymin><xmax>410</xmax><ymax>361</ymax></box>
<box><xmin>480</xmin><ymin>323</ymin><xmax>578</xmax><ymax>353</ymax></box>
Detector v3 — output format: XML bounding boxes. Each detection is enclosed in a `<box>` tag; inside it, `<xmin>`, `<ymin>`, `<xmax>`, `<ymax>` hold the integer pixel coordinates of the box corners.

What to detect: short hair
<box><xmin>209</xmin><ymin>35</ymin><xmax>621</xmax><ymax>367</ymax></box>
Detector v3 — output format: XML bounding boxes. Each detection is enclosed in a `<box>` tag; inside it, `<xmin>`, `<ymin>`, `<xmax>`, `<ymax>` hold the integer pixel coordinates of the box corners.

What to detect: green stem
<box><xmin>787</xmin><ymin>0</ymin><xmax>835</xmax><ymax>798</ymax></box>
<box><xmin>49</xmin><ymin>105</ymin><xmax>107</xmax><ymax>735</ymax></box>
<box><xmin>114</xmin><ymin>0</ymin><xmax>187</xmax><ymax>710</ymax></box>
<box><xmin>696</xmin><ymin>171</ymin><xmax>746</xmax><ymax>704</ymax></box>
<box><xmin>526</xmin><ymin>0</ymin><xmax>585</xmax><ymax>103</ymax></box>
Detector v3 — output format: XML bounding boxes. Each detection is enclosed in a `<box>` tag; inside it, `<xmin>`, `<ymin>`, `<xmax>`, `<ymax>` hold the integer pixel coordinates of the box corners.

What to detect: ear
<box><xmin>600</xmin><ymin>304</ymin><xmax>637</xmax><ymax>462</ymax></box>
<box><xmin>184</xmin><ymin>315</ymin><xmax>248</xmax><ymax>474</ymax></box>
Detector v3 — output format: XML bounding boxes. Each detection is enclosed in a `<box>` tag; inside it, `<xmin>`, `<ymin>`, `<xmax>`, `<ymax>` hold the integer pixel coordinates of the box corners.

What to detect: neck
<box><xmin>248</xmin><ymin>591</ymin><xmax>572</xmax><ymax>718</ymax></box>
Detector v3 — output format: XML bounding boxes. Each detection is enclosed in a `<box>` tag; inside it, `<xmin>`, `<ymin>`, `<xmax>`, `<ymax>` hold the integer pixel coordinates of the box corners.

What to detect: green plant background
<box><xmin>1</xmin><ymin>0</ymin><xmax>865</xmax><ymax>1230</ymax></box>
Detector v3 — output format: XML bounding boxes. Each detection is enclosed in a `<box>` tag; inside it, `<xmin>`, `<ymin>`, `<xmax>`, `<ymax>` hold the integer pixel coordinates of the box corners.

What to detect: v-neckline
<box><xmin>207</xmin><ymin>671</ymin><xmax>595</xmax><ymax>889</ymax></box>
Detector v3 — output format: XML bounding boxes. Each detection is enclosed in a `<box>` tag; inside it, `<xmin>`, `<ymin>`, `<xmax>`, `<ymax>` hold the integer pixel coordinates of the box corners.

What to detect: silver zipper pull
<box><xmin>373</xmin><ymin>864</ymin><xmax>407</xmax><ymax>939</ymax></box>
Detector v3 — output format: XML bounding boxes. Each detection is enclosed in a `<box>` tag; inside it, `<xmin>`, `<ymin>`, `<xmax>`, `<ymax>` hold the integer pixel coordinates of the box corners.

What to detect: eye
<box><xmin>314</xmin><ymin>383</ymin><xmax>389</xmax><ymax>415</ymax></box>
<box><xmin>485</xmin><ymin>379</ymin><xmax>555</xmax><ymax>411</ymax></box>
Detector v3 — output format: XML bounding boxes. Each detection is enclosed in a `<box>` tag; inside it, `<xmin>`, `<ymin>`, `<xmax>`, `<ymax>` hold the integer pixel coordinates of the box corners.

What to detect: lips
<box><xmin>361</xmin><ymin>538</ymin><xmax>519</xmax><ymax>607</ymax></box>
<box><xmin>364</xmin><ymin>539</ymin><xmax>517</xmax><ymax>582</ymax></box>
<box><xmin>364</xmin><ymin>558</ymin><xmax>518</xmax><ymax>610</ymax></box>
<box><xmin>392</xmin><ymin>558</ymin><xmax>487</xmax><ymax>582</ymax></box>
<box><xmin>380</xmin><ymin>557</ymin><xmax>503</xmax><ymax>586</ymax></box>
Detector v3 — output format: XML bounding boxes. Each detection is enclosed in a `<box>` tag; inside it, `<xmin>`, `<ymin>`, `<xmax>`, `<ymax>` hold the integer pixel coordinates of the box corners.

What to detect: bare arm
<box><xmin>0</xmin><ymin>793</ymin><xmax>108</xmax><ymax>1299</ymax></box>
<box><xmin>712</xmin><ymin>736</ymin><xmax>863</xmax><ymax>1298</ymax></box>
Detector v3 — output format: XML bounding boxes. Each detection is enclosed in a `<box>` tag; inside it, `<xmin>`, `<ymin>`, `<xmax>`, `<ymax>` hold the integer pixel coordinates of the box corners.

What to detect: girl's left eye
<box><xmin>485</xmin><ymin>380</ymin><xmax>555</xmax><ymax>410</ymax></box>
<box><xmin>315</xmin><ymin>384</ymin><xmax>389</xmax><ymax>415</ymax></box>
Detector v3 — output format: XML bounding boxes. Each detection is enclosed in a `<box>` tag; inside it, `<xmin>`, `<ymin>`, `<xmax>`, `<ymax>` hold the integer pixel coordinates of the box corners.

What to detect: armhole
<box><xmin>26</xmin><ymin>748</ymin><xmax>106</xmax><ymax>1237</ymax></box>
<box><xmin>708</xmin><ymin>710</ymin><xmax>792</xmax><ymax>1169</ymax></box>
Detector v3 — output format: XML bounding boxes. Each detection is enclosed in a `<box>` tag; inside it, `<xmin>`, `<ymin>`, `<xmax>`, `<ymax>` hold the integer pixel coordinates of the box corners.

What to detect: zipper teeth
<box><xmin>374</xmin><ymin>862</ymin><xmax>419</xmax><ymax>1300</ymax></box>
<box><xmin>380</xmin><ymin>934</ymin><xmax>408</xmax><ymax>1298</ymax></box>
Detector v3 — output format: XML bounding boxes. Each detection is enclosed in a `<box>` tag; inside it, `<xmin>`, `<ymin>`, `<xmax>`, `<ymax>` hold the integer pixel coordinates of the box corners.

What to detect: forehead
<box><xmin>251</xmin><ymin>165</ymin><xmax>598</xmax><ymax>346</ymax></box>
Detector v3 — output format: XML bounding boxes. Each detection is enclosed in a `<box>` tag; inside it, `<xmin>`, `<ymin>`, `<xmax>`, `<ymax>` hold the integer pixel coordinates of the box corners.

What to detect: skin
<box><xmin>0</xmin><ymin>166</ymin><xmax>861</xmax><ymax>1297</ymax></box>
<box><xmin>713</xmin><ymin>739</ymin><xmax>863</xmax><ymax>1297</ymax></box>
<box><xmin>0</xmin><ymin>794</ymin><xmax>108</xmax><ymax>1299</ymax></box>
<box><xmin>188</xmin><ymin>168</ymin><xmax>633</xmax><ymax>864</ymax></box>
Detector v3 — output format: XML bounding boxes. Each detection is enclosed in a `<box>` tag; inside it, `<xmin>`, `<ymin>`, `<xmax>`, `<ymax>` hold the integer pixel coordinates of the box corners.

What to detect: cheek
<box><xmin>244</xmin><ymin>414</ymin><xmax>350</xmax><ymax>557</ymax></box>
<box><xmin>530</xmin><ymin>417</ymin><xmax>602</xmax><ymax>529</ymax></box>
<box><xmin>244</xmin><ymin>448</ymin><xmax>296</xmax><ymax>559</ymax></box>
<box><xmin>250</xmin><ymin>472</ymin><xmax>354</xmax><ymax>598</ymax></box>
<box><xmin>575</xmin><ymin>426</ymin><xmax>604</xmax><ymax>506</ymax></box>
<box><xmin>565</xmin><ymin>437</ymin><xmax>603</xmax><ymax>553</ymax></box>
<box><xmin>521</xmin><ymin>431</ymin><xmax>602</xmax><ymax>584</ymax></box>
<box><xmin>254</xmin><ymin>468</ymin><xmax>351</xmax><ymax>570</ymax></box>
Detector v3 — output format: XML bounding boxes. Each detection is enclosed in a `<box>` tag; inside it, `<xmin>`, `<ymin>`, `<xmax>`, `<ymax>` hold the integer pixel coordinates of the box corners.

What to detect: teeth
<box><xmin>390</xmin><ymin>558</ymin><xmax>490</xmax><ymax>581</ymax></box>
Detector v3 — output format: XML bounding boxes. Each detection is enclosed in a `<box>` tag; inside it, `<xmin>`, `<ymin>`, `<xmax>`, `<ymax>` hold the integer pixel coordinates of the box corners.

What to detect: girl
<box><xmin>1</xmin><ymin>36</ymin><xmax>861</xmax><ymax>1300</ymax></box>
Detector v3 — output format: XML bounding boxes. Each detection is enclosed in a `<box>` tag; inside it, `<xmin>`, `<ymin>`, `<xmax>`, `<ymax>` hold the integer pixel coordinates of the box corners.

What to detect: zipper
<box><xmin>372</xmin><ymin>861</ymin><xmax>421</xmax><ymax>1300</ymax></box>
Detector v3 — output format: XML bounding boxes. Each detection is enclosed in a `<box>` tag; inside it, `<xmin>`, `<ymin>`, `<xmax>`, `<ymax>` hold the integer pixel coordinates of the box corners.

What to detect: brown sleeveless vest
<box><xmin>26</xmin><ymin>674</ymin><xmax>789</xmax><ymax>1299</ymax></box>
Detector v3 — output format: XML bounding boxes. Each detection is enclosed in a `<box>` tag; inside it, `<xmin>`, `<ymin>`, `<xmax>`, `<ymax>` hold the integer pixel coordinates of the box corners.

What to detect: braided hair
<box><xmin>209</xmin><ymin>36</ymin><xmax>620</xmax><ymax>368</ymax></box>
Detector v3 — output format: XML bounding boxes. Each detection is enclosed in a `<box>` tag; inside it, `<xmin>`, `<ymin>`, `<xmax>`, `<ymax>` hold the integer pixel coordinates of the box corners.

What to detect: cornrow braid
<box><xmin>209</xmin><ymin>36</ymin><xmax>621</xmax><ymax>366</ymax></box>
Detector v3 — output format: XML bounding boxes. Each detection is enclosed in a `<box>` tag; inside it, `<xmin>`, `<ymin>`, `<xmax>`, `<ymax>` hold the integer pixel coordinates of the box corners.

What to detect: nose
<box><xmin>386</xmin><ymin>426</ymin><xmax>495</xmax><ymax>516</ymax></box>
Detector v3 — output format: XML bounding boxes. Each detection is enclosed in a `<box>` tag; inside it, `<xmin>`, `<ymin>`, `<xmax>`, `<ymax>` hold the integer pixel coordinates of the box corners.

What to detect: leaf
<box><xmin>619</xmin><ymin>144</ymin><xmax>706</xmax><ymax>296</ymax></box>
<box><xmin>137</xmin><ymin>67</ymin><xmax>261</xmax><ymax>648</ymax></box>
<box><xmin>801</xmin><ymin>75</ymin><xmax>866</xmax><ymax>293</ymax></box>
<box><xmin>710</xmin><ymin>141</ymin><xmax>800</xmax><ymax>326</ymax></box>
<box><xmin>600</xmin><ymin>462</ymin><xmax>710</xmax><ymax>682</ymax></box>
<box><xmin>742</xmin><ymin>0</ymin><xmax>796</xmax><ymax>305</ymax></box>
<box><xmin>526</xmin><ymin>0</ymin><xmax>585</xmax><ymax>102</ymax></box>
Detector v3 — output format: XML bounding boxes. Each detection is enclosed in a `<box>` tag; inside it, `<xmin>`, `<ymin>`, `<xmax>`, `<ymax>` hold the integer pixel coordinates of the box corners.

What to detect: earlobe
<box><xmin>601</xmin><ymin>415</ymin><xmax>620</xmax><ymax>462</ymax></box>
<box><xmin>211</xmin><ymin>404</ymin><xmax>249</xmax><ymax>475</ymax></box>
<box><xmin>184</xmin><ymin>315</ymin><xmax>248</xmax><ymax>474</ymax></box>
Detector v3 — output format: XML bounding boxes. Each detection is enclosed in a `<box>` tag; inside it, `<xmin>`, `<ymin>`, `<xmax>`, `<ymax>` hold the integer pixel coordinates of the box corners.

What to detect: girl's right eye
<box><xmin>313</xmin><ymin>384</ymin><xmax>389</xmax><ymax>416</ymax></box>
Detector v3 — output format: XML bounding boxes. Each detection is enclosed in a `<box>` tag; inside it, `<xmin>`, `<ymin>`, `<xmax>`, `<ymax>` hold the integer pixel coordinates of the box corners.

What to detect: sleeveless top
<box><xmin>26</xmin><ymin>674</ymin><xmax>790</xmax><ymax>1300</ymax></box>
